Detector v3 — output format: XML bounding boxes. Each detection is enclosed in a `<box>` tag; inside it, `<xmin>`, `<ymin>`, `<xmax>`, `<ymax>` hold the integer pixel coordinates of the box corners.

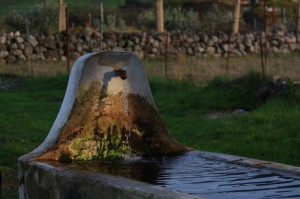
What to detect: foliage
<box><xmin>4</xmin><ymin>1</ymin><xmax>59</xmax><ymax>34</ymax></box>
<box><xmin>69</xmin><ymin>6</ymin><xmax>127</xmax><ymax>31</ymax></box>
<box><xmin>200</xmin><ymin>3</ymin><xmax>234</xmax><ymax>32</ymax></box>
<box><xmin>138</xmin><ymin>7</ymin><xmax>199</xmax><ymax>31</ymax></box>
<box><xmin>244</xmin><ymin>0</ymin><xmax>298</xmax><ymax>32</ymax></box>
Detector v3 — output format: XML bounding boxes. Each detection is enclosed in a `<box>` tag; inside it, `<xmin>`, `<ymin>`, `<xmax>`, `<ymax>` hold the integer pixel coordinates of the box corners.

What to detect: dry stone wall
<box><xmin>0</xmin><ymin>30</ymin><xmax>299</xmax><ymax>64</ymax></box>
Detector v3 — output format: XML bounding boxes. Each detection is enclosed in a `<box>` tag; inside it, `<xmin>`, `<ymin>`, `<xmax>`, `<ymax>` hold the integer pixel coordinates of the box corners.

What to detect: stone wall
<box><xmin>0</xmin><ymin>30</ymin><xmax>299</xmax><ymax>65</ymax></box>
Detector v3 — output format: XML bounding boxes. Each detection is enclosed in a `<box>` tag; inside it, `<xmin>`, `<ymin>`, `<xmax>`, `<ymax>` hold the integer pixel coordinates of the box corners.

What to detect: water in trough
<box><xmin>45</xmin><ymin>150</ymin><xmax>300</xmax><ymax>199</ymax></box>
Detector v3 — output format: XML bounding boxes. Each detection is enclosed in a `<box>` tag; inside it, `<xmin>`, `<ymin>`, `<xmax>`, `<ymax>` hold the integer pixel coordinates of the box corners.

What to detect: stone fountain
<box><xmin>19</xmin><ymin>52</ymin><xmax>300</xmax><ymax>199</ymax></box>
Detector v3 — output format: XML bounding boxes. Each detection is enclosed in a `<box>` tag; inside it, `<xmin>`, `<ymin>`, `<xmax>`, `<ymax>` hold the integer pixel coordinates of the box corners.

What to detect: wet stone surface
<box><xmin>50</xmin><ymin>150</ymin><xmax>300</xmax><ymax>199</ymax></box>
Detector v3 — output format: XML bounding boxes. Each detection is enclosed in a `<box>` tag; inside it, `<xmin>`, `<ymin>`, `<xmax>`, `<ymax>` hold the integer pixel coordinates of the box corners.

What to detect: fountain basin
<box><xmin>19</xmin><ymin>150</ymin><xmax>300</xmax><ymax>199</ymax></box>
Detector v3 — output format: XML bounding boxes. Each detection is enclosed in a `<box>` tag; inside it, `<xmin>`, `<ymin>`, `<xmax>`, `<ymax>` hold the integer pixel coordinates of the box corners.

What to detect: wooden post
<box><xmin>26</xmin><ymin>18</ymin><xmax>33</xmax><ymax>77</ymax></box>
<box><xmin>58</xmin><ymin>0</ymin><xmax>66</xmax><ymax>32</ymax></box>
<box><xmin>164</xmin><ymin>31</ymin><xmax>168</xmax><ymax>77</ymax></box>
<box><xmin>233</xmin><ymin>0</ymin><xmax>241</xmax><ymax>34</ymax></box>
<box><xmin>65</xmin><ymin>5</ymin><xmax>70</xmax><ymax>73</ymax></box>
<box><xmin>156</xmin><ymin>0</ymin><xmax>164</xmax><ymax>33</ymax></box>
<box><xmin>297</xmin><ymin>2</ymin><xmax>300</xmax><ymax>33</ymax></box>
<box><xmin>88</xmin><ymin>12</ymin><xmax>92</xmax><ymax>29</ymax></box>
<box><xmin>100</xmin><ymin>0</ymin><xmax>104</xmax><ymax>51</ymax></box>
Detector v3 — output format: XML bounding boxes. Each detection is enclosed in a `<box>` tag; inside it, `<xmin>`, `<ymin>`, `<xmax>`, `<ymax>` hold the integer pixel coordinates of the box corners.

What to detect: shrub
<box><xmin>200</xmin><ymin>3</ymin><xmax>233</xmax><ymax>32</ymax></box>
<box><xmin>138</xmin><ymin>7</ymin><xmax>199</xmax><ymax>31</ymax></box>
<box><xmin>4</xmin><ymin>1</ymin><xmax>58</xmax><ymax>34</ymax></box>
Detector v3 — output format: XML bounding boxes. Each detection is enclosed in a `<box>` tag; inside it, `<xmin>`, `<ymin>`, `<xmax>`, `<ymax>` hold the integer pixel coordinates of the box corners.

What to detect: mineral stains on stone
<box><xmin>35</xmin><ymin>78</ymin><xmax>188</xmax><ymax>162</ymax></box>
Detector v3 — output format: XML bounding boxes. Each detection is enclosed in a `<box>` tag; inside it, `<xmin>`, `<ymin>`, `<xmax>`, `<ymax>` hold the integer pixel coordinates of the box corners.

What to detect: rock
<box><xmin>0</xmin><ymin>51</ymin><xmax>9</xmax><ymax>58</ymax></box>
<box><xmin>9</xmin><ymin>43</ymin><xmax>18</xmax><ymax>50</ymax></box>
<box><xmin>133</xmin><ymin>45</ymin><xmax>141</xmax><ymax>51</ymax></box>
<box><xmin>282</xmin><ymin>48</ymin><xmax>290</xmax><ymax>54</ymax></box>
<box><xmin>187</xmin><ymin>47</ymin><xmax>194</xmax><ymax>55</ymax></box>
<box><xmin>0</xmin><ymin>58</ymin><xmax>6</xmax><ymax>65</ymax></box>
<box><xmin>199</xmin><ymin>33</ymin><xmax>208</xmax><ymax>43</ymax></box>
<box><xmin>198</xmin><ymin>46</ymin><xmax>205</xmax><ymax>53</ymax></box>
<box><xmin>221</xmin><ymin>44</ymin><xmax>229</xmax><ymax>52</ymax></box>
<box><xmin>126</xmin><ymin>40</ymin><xmax>134</xmax><ymax>47</ymax></box>
<box><xmin>206</xmin><ymin>46</ymin><xmax>215</xmax><ymax>55</ymax></box>
<box><xmin>146</xmin><ymin>53</ymin><xmax>156</xmax><ymax>58</ymax></box>
<box><xmin>151</xmin><ymin>47</ymin><xmax>159</xmax><ymax>54</ymax></box>
<box><xmin>271</xmin><ymin>39</ymin><xmax>279</xmax><ymax>46</ymax></box>
<box><xmin>6</xmin><ymin>55</ymin><xmax>17</xmax><ymax>64</ymax></box>
<box><xmin>17</xmin><ymin>54</ymin><xmax>27</xmax><ymax>62</ymax></box>
<box><xmin>31</xmin><ymin>54</ymin><xmax>38</xmax><ymax>61</ymax></box>
<box><xmin>29</xmin><ymin>36</ymin><xmax>38</xmax><ymax>47</ymax></box>
<box><xmin>0</xmin><ymin>44</ymin><xmax>5</xmax><ymax>51</ymax></box>
<box><xmin>45</xmin><ymin>50</ymin><xmax>58</xmax><ymax>60</ymax></box>
<box><xmin>76</xmin><ymin>44</ymin><xmax>83</xmax><ymax>53</ymax></box>
<box><xmin>152</xmin><ymin>40</ymin><xmax>160</xmax><ymax>48</ymax></box>
<box><xmin>12</xmin><ymin>49</ymin><xmax>23</xmax><ymax>56</ymax></box>
<box><xmin>44</xmin><ymin>36</ymin><xmax>56</xmax><ymax>50</ymax></box>
<box><xmin>37</xmin><ymin>53</ymin><xmax>46</xmax><ymax>61</ymax></box>
<box><xmin>24</xmin><ymin>46</ymin><xmax>32</xmax><ymax>58</ymax></box>
<box><xmin>16</xmin><ymin>36</ymin><xmax>24</xmax><ymax>44</ymax></box>
<box><xmin>237</xmin><ymin>43</ymin><xmax>245</xmax><ymax>51</ymax></box>
<box><xmin>289</xmin><ymin>43</ymin><xmax>297</xmax><ymax>51</ymax></box>
<box><xmin>231</xmin><ymin>49</ymin><xmax>242</xmax><ymax>56</ymax></box>
<box><xmin>244</xmin><ymin>38</ymin><xmax>252</xmax><ymax>47</ymax></box>
<box><xmin>82</xmin><ymin>44</ymin><xmax>89</xmax><ymax>51</ymax></box>
<box><xmin>0</xmin><ymin>36</ymin><xmax>6</xmax><ymax>44</ymax></box>
<box><xmin>130</xmin><ymin>36</ymin><xmax>139</xmax><ymax>44</ymax></box>
<box><xmin>112</xmin><ymin>47</ymin><xmax>124</xmax><ymax>51</ymax></box>
<box><xmin>71</xmin><ymin>52</ymin><xmax>80</xmax><ymax>60</ymax></box>
<box><xmin>18</xmin><ymin>43</ymin><xmax>25</xmax><ymax>50</ymax></box>
<box><xmin>133</xmin><ymin>51</ymin><xmax>144</xmax><ymax>59</ymax></box>
<box><xmin>271</xmin><ymin>46</ymin><xmax>279</xmax><ymax>53</ymax></box>
<box><xmin>186</xmin><ymin>37</ymin><xmax>194</xmax><ymax>44</ymax></box>
<box><xmin>60</xmin><ymin>56</ymin><xmax>67</xmax><ymax>61</ymax></box>
<box><xmin>14</xmin><ymin>31</ymin><xmax>21</xmax><ymax>37</ymax></box>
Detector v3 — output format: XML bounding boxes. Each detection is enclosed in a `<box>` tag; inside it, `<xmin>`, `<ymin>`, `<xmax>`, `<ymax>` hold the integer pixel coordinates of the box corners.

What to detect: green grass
<box><xmin>0</xmin><ymin>0</ymin><xmax>125</xmax><ymax>16</ymax></box>
<box><xmin>0</xmin><ymin>75</ymin><xmax>68</xmax><ymax>170</ymax></box>
<box><xmin>149</xmin><ymin>73</ymin><xmax>300</xmax><ymax>167</ymax></box>
<box><xmin>1</xmin><ymin>72</ymin><xmax>300</xmax><ymax>198</ymax></box>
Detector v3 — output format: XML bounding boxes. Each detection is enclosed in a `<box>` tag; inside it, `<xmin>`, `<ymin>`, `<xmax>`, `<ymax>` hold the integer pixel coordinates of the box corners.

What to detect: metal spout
<box><xmin>114</xmin><ymin>69</ymin><xmax>127</xmax><ymax>80</ymax></box>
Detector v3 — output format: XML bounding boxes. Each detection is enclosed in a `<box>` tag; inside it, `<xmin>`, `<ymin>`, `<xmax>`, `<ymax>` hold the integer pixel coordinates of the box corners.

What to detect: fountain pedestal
<box><xmin>19</xmin><ymin>51</ymin><xmax>190</xmax><ymax>199</ymax></box>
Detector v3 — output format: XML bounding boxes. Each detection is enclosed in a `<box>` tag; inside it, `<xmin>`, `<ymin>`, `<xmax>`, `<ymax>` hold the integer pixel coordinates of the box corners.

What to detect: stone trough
<box><xmin>19</xmin><ymin>51</ymin><xmax>300</xmax><ymax>199</ymax></box>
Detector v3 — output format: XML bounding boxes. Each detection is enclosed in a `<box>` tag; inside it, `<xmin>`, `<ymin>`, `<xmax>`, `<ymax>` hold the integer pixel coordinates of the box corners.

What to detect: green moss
<box><xmin>69</xmin><ymin>123</ymin><xmax>131</xmax><ymax>160</ymax></box>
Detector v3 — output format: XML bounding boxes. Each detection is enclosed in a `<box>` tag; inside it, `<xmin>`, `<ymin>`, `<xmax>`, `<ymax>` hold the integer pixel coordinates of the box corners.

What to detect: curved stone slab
<box><xmin>19</xmin><ymin>51</ymin><xmax>188</xmax><ymax>162</ymax></box>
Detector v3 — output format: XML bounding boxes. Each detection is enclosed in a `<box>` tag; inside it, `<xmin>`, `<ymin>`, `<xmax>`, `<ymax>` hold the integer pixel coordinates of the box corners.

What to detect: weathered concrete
<box><xmin>19</xmin><ymin>160</ymin><xmax>202</xmax><ymax>199</ymax></box>
<box><xmin>18</xmin><ymin>150</ymin><xmax>300</xmax><ymax>199</ymax></box>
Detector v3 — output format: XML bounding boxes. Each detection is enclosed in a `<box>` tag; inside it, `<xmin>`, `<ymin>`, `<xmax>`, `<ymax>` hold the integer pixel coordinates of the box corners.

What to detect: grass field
<box><xmin>0</xmin><ymin>0</ymin><xmax>125</xmax><ymax>16</ymax></box>
<box><xmin>1</xmin><ymin>54</ymin><xmax>300</xmax><ymax>198</ymax></box>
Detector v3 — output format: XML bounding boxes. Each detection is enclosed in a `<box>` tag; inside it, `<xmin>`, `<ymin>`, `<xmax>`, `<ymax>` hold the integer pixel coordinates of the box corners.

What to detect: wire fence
<box><xmin>0</xmin><ymin>1</ymin><xmax>300</xmax><ymax>83</ymax></box>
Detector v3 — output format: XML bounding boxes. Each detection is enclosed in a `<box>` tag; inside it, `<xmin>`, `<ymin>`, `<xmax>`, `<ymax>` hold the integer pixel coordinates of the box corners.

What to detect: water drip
<box><xmin>122</xmin><ymin>78</ymin><xmax>129</xmax><ymax>117</ymax></box>
<box><xmin>122</xmin><ymin>75</ymin><xmax>132</xmax><ymax>156</ymax></box>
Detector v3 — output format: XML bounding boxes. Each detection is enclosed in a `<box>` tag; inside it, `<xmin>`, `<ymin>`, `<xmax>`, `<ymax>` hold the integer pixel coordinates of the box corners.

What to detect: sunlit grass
<box><xmin>144</xmin><ymin>53</ymin><xmax>300</xmax><ymax>83</ymax></box>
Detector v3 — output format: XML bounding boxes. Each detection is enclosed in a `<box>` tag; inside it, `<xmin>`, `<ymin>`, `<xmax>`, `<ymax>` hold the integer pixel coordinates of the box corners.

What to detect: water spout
<box><xmin>114</xmin><ymin>69</ymin><xmax>127</xmax><ymax>80</ymax></box>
